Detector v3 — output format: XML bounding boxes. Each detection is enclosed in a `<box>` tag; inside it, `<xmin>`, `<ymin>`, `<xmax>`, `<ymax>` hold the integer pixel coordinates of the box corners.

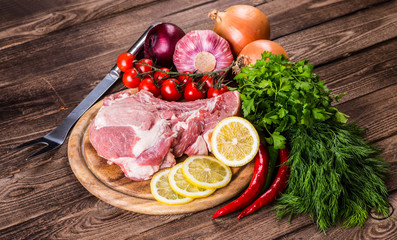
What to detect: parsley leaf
<box><xmin>235</xmin><ymin>52</ymin><xmax>348</xmax><ymax>149</ymax></box>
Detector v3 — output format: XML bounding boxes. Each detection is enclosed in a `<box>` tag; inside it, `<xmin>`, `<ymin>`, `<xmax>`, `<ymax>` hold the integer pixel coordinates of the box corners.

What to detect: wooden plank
<box><xmin>0</xmin><ymin>0</ymin><xmax>159</xmax><ymax>50</ymax></box>
<box><xmin>134</xmin><ymin>206</ymin><xmax>312</xmax><ymax>239</ymax></box>
<box><xmin>0</xmin><ymin>155</ymin><xmax>91</xmax><ymax>230</ymax></box>
<box><xmin>276</xmin><ymin>0</ymin><xmax>397</xmax><ymax>65</ymax></box>
<box><xmin>337</xmin><ymin>83</ymin><xmax>397</xmax><ymax>142</ymax></box>
<box><xmin>0</xmin><ymin>184</ymin><xmax>312</xmax><ymax>239</ymax></box>
<box><xmin>379</xmin><ymin>135</ymin><xmax>397</xmax><ymax>190</ymax></box>
<box><xmin>0</xmin><ymin>0</ymin><xmax>385</xmax><ymax>50</ymax></box>
<box><xmin>262</xmin><ymin>0</ymin><xmax>389</xmax><ymax>39</ymax></box>
<box><xmin>0</xmin><ymin>0</ymin><xmax>266</xmax><ymax>50</ymax></box>
<box><xmin>315</xmin><ymin>38</ymin><xmax>397</xmax><ymax>104</ymax></box>
<box><xmin>0</xmin><ymin>196</ymin><xmax>189</xmax><ymax>239</ymax></box>
<box><xmin>279</xmin><ymin>189</ymin><xmax>397</xmax><ymax>239</ymax></box>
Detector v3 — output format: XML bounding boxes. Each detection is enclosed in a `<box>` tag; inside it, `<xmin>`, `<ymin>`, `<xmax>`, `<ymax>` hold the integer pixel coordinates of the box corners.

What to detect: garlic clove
<box><xmin>194</xmin><ymin>52</ymin><xmax>216</xmax><ymax>73</ymax></box>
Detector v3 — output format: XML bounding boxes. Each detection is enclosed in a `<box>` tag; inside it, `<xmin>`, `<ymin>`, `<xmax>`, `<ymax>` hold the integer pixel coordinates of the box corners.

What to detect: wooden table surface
<box><xmin>1</xmin><ymin>0</ymin><xmax>396</xmax><ymax>239</ymax></box>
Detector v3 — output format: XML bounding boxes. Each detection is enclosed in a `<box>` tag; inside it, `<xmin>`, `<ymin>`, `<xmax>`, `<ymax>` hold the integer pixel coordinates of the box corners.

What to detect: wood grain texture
<box><xmin>276</xmin><ymin>0</ymin><xmax>397</xmax><ymax>65</ymax></box>
<box><xmin>0</xmin><ymin>0</ymin><xmax>158</xmax><ymax>50</ymax></box>
<box><xmin>280</xmin><ymin>191</ymin><xmax>397</xmax><ymax>240</ymax></box>
<box><xmin>1</xmin><ymin>0</ymin><xmax>397</xmax><ymax>239</ymax></box>
<box><xmin>315</xmin><ymin>38</ymin><xmax>397</xmax><ymax>104</ymax></box>
<box><xmin>0</xmin><ymin>0</ymin><xmax>385</xmax><ymax>50</ymax></box>
<box><xmin>0</xmin><ymin>197</ymin><xmax>189</xmax><ymax>239</ymax></box>
<box><xmin>0</xmin><ymin>155</ymin><xmax>91</xmax><ymax>230</ymax></box>
<box><xmin>337</xmin><ymin>83</ymin><xmax>397</xmax><ymax>142</ymax></box>
<box><xmin>262</xmin><ymin>0</ymin><xmax>389</xmax><ymax>39</ymax></box>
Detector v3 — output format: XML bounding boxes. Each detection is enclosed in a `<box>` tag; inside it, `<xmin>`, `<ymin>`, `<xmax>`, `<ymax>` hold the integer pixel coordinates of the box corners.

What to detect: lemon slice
<box><xmin>182</xmin><ymin>155</ymin><xmax>232</xmax><ymax>189</ymax></box>
<box><xmin>211</xmin><ymin>117</ymin><xmax>260</xmax><ymax>167</ymax></box>
<box><xmin>169</xmin><ymin>163</ymin><xmax>216</xmax><ymax>198</ymax></box>
<box><xmin>150</xmin><ymin>169</ymin><xmax>193</xmax><ymax>205</ymax></box>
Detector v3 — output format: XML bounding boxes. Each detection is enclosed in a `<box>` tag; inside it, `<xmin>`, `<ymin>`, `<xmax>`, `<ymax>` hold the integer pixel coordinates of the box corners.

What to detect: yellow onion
<box><xmin>209</xmin><ymin>5</ymin><xmax>270</xmax><ymax>56</ymax></box>
<box><xmin>238</xmin><ymin>40</ymin><xmax>289</xmax><ymax>66</ymax></box>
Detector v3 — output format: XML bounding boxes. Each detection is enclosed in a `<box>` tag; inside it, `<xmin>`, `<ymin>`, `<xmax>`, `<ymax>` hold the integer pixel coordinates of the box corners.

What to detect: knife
<box><xmin>8</xmin><ymin>22</ymin><xmax>162</xmax><ymax>159</ymax></box>
<box><xmin>52</xmin><ymin>22</ymin><xmax>162</xmax><ymax>142</ymax></box>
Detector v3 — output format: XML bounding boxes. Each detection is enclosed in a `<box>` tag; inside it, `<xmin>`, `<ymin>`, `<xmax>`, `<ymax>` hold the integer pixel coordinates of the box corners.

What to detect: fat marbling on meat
<box><xmin>89</xmin><ymin>90</ymin><xmax>240</xmax><ymax>181</ymax></box>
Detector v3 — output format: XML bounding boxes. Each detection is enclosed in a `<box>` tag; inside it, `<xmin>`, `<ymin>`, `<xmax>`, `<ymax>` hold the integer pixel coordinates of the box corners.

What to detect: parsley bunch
<box><xmin>234</xmin><ymin>52</ymin><xmax>347</xmax><ymax>149</ymax></box>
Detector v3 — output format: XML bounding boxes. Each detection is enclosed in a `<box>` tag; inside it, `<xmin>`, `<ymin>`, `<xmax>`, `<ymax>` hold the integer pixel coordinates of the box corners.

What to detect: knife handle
<box><xmin>47</xmin><ymin>22</ymin><xmax>163</xmax><ymax>143</ymax></box>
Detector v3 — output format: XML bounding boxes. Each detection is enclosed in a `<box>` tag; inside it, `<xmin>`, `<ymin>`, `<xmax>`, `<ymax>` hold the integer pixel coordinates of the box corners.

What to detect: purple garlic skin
<box><xmin>173</xmin><ymin>30</ymin><xmax>233</xmax><ymax>73</ymax></box>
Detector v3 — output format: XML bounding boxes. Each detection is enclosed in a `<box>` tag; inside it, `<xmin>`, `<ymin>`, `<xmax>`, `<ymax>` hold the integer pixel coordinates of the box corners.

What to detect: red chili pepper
<box><xmin>212</xmin><ymin>144</ymin><xmax>269</xmax><ymax>219</ymax></box>
<box><xmin>237</xmin><ymin>148</ymin><xmax>290</xmax><ymax>220</ymax></box>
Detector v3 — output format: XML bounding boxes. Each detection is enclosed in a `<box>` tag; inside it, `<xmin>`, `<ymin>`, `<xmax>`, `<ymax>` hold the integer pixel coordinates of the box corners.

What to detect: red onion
<box><xmin>173</xmin><ymin>30</ymin><xmax>233</xmax><ymax>73</ymax></box>
<box><xmin>144</xmin><ymin>23</ymin><xmax>185</xmax><ymax>67</ymax></box>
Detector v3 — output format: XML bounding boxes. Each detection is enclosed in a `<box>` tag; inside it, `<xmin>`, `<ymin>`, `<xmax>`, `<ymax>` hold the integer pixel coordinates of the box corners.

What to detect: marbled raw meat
<box><xmin>89</xmin><ymin>90</ymin><xmax>240</xmax><ymax>181</ymax></box>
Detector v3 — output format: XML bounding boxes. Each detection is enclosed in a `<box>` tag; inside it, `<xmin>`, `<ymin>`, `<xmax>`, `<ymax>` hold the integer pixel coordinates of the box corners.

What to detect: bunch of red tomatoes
<box><xmin>117</xmin><ymin>53</ymin><xmax>229</xmax><ymax>102</ymax></box>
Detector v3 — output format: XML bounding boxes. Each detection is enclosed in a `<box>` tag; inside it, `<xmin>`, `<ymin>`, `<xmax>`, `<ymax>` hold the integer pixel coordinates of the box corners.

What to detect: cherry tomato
<box><xmin>161</xmin><ymin>78</ymin><xmax>182</xmax><ymax>101</ymax></box>
<box><xmin>135</xmin><ymin>58</ymin><xmax>153</xmax><ymax>77</ymax></box>
<box><xmin>122</xmin><ymin>68</ymin><xmax>141</xmax><ymax>88</ymax></box>
<box><xmin>139</xmin><ymin>78</ymin><xmax>160</xmax><ymax>97</ymax></box>
<box><xmin>200</xmin><ymin>75</ymin><xmax>215</xmax><ymax>89</ymax></box>
<box><xmin>184</xmin><ymin>82</ymin><xmax>205</xmax><ymax>101</ymax></box>
<box><xmin>154</xmin><ymin>68</ymin><xmax>170</xmax><ymax>86</ymax></box>
<box><xmin>207</xmin><ymin>85</ymin><xmax>229</xmax><ymax>98</ymax></box>
<box><xmin>117</xmin><ymin>53</ymin><xmax>135</xmax><ymax>72</ymax></box>
<box><xmin>178</xmin><ymin>71</ymin><xmax>193</xmax><ymax>87</ymax></box>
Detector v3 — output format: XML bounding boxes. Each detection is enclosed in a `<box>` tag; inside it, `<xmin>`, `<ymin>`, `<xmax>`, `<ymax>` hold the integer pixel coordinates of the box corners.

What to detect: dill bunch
<box><xmin>275</xmin><ymin>120</ymin><xmax>390</xmax><ymax>232</ymax></box>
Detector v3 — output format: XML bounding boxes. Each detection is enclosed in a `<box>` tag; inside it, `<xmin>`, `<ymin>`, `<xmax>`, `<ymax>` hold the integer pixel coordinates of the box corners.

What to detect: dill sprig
<box><xmin>274</xmin><ymin>121</ymin><xmax>390</xmax><ymax>232</ymax></box>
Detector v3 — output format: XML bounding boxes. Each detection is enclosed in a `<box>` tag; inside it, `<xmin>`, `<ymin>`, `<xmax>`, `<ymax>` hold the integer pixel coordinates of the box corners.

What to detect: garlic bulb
<box><xmin>173</xmin><ymin>30</ymin><xmax>233</xmax><ymax>73</ymax></box>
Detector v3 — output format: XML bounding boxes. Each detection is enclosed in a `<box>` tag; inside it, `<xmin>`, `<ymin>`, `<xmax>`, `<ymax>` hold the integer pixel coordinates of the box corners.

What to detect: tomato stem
<box><xmin>132</xmin><ymin>60</ymin><xmax>235</xmax><ymax>89</ymax></box>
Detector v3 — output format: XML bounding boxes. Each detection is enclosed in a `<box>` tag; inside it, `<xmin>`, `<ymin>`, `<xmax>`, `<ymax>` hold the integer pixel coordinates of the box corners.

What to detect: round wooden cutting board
<box><xmin>67</xmin><ymin>89</ymin><xmax>254</xmax><ymax>215</ymax></box>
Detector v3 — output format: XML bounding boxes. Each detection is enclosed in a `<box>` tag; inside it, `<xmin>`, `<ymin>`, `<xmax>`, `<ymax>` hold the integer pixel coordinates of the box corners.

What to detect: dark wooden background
<box><xmin>1</xmin><ymin>0</ymin><xmax>396</xmax><ymax>239</ymax></box>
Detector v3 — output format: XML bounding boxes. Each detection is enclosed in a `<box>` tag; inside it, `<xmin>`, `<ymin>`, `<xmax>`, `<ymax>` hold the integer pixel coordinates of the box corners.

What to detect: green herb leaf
<box><xmin>242</xmin><ymin>98</ymin><xmax>255</xmax><ymax>117</ymax></box>
<box><xmin>312</xmin><ymin>108</ymin><xmax>326</xmax><ymax>120</ymax></box>
<box><xmin>335</xmin><ymin>110</ymin><xmax>349</xmax><ymax>123</ymax></box>
<box><xmin>271</xmin><ymin>131</ymin><xmax>286</xmax><ymax>149</ymax></box>
<box><xmin>235</xmin><ymin>52</ymin><xmax>348</xmax><ymax>149</ymax></box>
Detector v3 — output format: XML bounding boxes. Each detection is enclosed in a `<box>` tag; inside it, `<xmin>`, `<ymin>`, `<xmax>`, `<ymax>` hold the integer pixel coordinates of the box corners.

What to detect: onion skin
<box><xmin>238</xmin><ymin>40</ymin><xmax>289</xmax><ymax>66</ymax></box>
<box><xmin>144</xmin><ymin>23</ymin><xmax>185</xmax><ymax>67</ymax></box>
<box><xmin>209</xmin><ymin>5</ymin><xmax>270</xmax><ymax>56</ymax></box>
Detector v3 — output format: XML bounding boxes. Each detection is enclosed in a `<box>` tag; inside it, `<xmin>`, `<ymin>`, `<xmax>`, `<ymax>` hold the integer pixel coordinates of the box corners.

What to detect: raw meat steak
<box><xmin>89</xmin><ymin>90</ymin><xmax>240</xmax><ymax>181</ymax></box>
